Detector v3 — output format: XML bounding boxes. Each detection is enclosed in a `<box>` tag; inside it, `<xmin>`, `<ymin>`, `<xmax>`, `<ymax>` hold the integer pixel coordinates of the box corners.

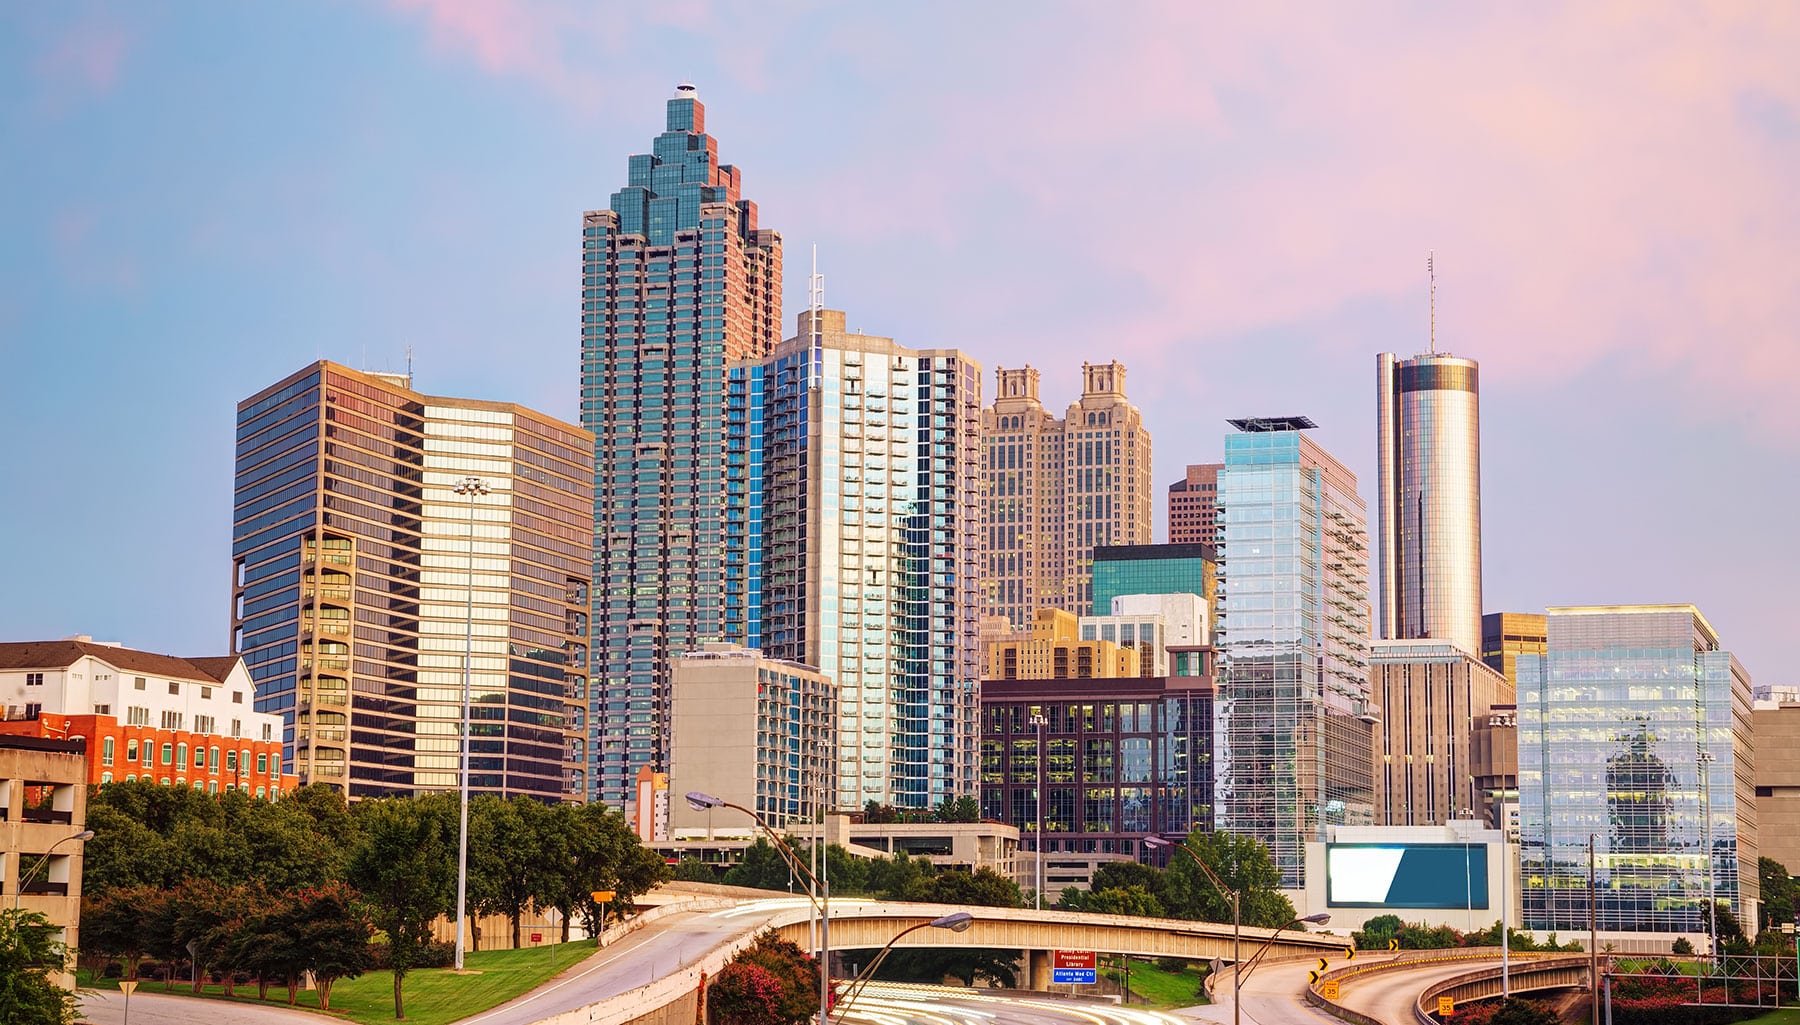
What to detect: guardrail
<box><xmin>1410</xmin><ymin>956</ymin><xmax>1589</xmax><ymax>1024</ymax></box>
<box><xmin>1284</xmin><ymin>947</ymin><xmax>1586</xmax><ymax>1025</ymax></box>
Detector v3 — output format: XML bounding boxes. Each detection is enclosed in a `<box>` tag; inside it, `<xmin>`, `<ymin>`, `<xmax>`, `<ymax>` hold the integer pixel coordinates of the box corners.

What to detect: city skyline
<box><xmin>3</xmin><ymin>4</ymin><xmax>1796</xmax><ymax>686</ymax></box>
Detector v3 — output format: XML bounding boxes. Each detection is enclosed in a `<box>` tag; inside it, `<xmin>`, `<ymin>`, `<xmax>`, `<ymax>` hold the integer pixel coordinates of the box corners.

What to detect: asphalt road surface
<box><xmin>77</xmin><ymin>989</ymin><xmax>323</xmax><ymax>1025</ymax></box>
<box><xmin>841</xmin><ymin>981</ymin><xmax>1192</xmax><ymax>1025</ymax></box>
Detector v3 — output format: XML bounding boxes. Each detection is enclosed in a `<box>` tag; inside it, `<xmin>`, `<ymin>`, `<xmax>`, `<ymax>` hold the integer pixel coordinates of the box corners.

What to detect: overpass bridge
<box><xmin>1277</xmin><ymin>949</ymin><xmax>1590</xmax><ymax>1024</ymax></box>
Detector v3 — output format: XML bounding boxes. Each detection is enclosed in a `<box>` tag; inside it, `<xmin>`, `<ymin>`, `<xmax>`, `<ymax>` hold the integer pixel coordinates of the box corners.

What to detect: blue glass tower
<box><xmin>1214</xmin><ymin>417</ymin><xmax>1374</xmax><ymax>888</ymax></box>
<box><xmin>582</xmin><ymin>84</ymin><xmax>782</xmax><ymax>809</ymax></box>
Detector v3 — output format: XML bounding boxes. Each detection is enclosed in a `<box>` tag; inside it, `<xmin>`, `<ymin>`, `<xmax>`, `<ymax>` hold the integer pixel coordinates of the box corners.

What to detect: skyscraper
<box><xmin>1167</xmin><ymin>463</ymin><xmax>1223</xmax><ymax>545</ymax></box>
<box><xmin>231</xmin><ymin>362</ymin><xmax>593</xmax><ymax>799</ymax></box>
<box><xmin>1518</xmin><ymin>605</ymin><xmax>1757</xmax><ymax>935</ymax></box>
<box><xmin>582</xmin><ymin>84</ymin><xmax>782</xmax><ymax>808</ymax></box>
<box><xmin>1367</xmin><ymin>639</ymin><xmax>1511</xmax><ymax>826</ymax></box>
<box><xmin>1481</xmin><ymin>611</ymin><xmax>1547</xmax><ymax>691</ymax></box>
<box><xmin>981</xmin><ymin>363</ymin><xmax>1152</xmax><ymax>628</ymax></box>
<box><xmin>1214</xmin><ymin>417</ymin><xmax>1374</xmax><ymax>889</ymax></box>
<box><xmin>725</xmin><ymin>309</ymin><xmax>982</xmax><ymax>809</ymax></box>
<box><xmin>1376</xmin><ymin>351</ymin><xmax>1483</xmax><ymax>657</ymax></box>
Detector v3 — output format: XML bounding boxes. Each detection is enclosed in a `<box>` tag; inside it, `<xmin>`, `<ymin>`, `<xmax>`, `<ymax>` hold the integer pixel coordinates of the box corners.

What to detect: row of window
<box><xmin>99</xmin><ymin>772</ymin><xmax>273</xmax><ymax>798</ymax></box>
<box><xmin>100</xmin><ymin>736</ymin><xmax>277</xmax><ymax>775</ymax></box>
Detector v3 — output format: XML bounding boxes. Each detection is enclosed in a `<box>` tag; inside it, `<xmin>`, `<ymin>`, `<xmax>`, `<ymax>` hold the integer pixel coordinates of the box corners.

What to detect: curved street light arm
<box><xmin>12</xmin><ymin>829</ymin><xmax>94</xmax><ymax>911</ymax></box>
<box><xmin>835</xmin><ymin>914</ymin><xmax>973</xmax><ymax>1017</ymax></box>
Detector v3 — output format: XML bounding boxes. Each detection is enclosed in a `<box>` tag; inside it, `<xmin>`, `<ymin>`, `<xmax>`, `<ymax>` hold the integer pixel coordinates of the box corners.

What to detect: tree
<box><xmin>1354</xmin><ymin>914</ymin><xmax>1405</xmax><ymax>950</ymax></box>
<box><xmin>228</xmin><ymin>890</ymin><xmax>295</xmax><ymax>1001</ymax></box>
<box><xmin>1084</xmin><ymin>885</ymin><xmax>1166</xmax><ymax>918</ymax></box>
<box><xmin>468</xmin><ymin>795</ymin><xmax>542</xmax><ymax>950</ymax></box>
<box><xmin>1760</xmin><ymin>857</ymin><xmax>1797</xmax><ymax>933</ymax></box>
<box><xmin>1089</xmin><ymin>861</ymin><xmax>1168</xmax><ymax>902</ymax></box>
<box><xmin>346</xmin><ymin>794</ymin><xmax>456</xmax><ymax>1020</ymax></box>
<box><xmin>1483</xmin><ymin>998</ymin><xmax>1563</xmax><ymax>1025</ymax></box>
<box><xmin>675</xmin><ymin>857</ymin><xmax>718</xmax><ymax>882</ymax></box>
<box><xmin>0</xmin><ymin>909</ymin><xmax>76</xmax><ymax>1025</ymax></box>
<box><xmin>288</xmin><ymin>881</ymin><xmax>375</xmax><ymax>1010</ymax></box>
<box><xmin>729</xmin><ymin>930</ymin><xmax>819</xmax><ymax>1024</ymax></box>
<box><xmin>864</xmin><ymin>853</ymin><xmax>937</xmax><ymax>902</ymax></box>
<box><xmin>916</xmin><ymin>867</ymin><xmax>1022</xmax><ymax>909</ymax></box>
<box><xmin>861</xmin><ymin>801</ymin><xmax>901</xmax><ymax>824</ymax></box>
<box><xmin>78</xmin><ymin>884</ymin><xmax>162</xmax><ymax>980</ymax></box>
<box><xmin>172</xmin><ymin>879</ymin><xmax>260</xmax><ymax>994</ymax></box>
<box><xmin>933</xmin><ymin>796</ymin><xmax>981</xmax><ymax>823</ymax></box>
<box><xmin>724</xmin><ymin>838</ymin><xmax>805</xmax><ymax>893</ymax></box>
<box><xmin>1672</xmin><ymin>936</ymin><xmax>1696</xmax><ymax>955</ymax></box>
<box><xmin>708</xmin><ymin>961</ymin><xmax>791</xmax><ymax>1025</ymax></box>
<box><xmin>1161</xmin><ymin>830</ymin><xmax>1295</xmax><ymax>928</ymax></box>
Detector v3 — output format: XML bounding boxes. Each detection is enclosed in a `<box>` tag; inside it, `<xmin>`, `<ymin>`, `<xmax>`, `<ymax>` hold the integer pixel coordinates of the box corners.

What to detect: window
<box><xmin>177</xmin><ymin>743</ymin><xmax>188</xmax><ymax>769</ymax></box>
<box><xmin>271</xmin><ymin>755</ymin><xmax>280</xmax><ymax>777</ymax></box>
<box><xmin>101</xmin><ymin>772</ymin><xmax>113</xmax><ymax>784</ymax></box>
<box><xmin>127</xmin><ymin>706</ymin><xmax>150</xmax><ymax>727</ymax></box>
<box><xmin>25</xmin><ymin>672</ymin><xmax>43</xmax><ymax>686</ymax></box>
<box><xmin>226</xmin><ymin>751</ymin><xmax>237</xmax><ymax>772</ymax></box>
<box><xmin>201</xmin><ymin>687</ymin><xmax>212</xmax><ymax>700</ymax></box>
<box><xmin>208</xmin><ymin>746</ymin><xmax>219</xmax><ymax>770</ymax></box>
<box><xmin>160</xmin><ymin>743</ymin><xmax>173</xmax><ymax>766</ymax></box>
<box><xmin>24</xmin><ymin>703</ymin><xmax>41</xmax><ymax>719</ymax></box>
<box><xmin>262</xmin><ymin>724</ymin><xmax>273</xmax><ymax>741</ymax></box>
<box><xmin>257</xmin><ymin>753</ymin><xmax>269</xmax><ymax>773</ymax></box>
<box><xmin>134</xmin><ymin>676</ymin><xmax>146</xmax><ymax>690</ymax></box>
<box><xmin>93</xmin><ymin>704</ymin><xmax>110</xmax><ymax>715</ymax></box>
<box><xmin>160</xmin><ymin>710</ymin><xmax>183</xmax><ymax>731</ymax></box>
<box><xmin>102</xmin><ymin>737</ymin><xmax>115</xmax><ymax>766</ymax></box>
<box><xmin>194</xmin><ymin>715</ymin><xmax>215</xmax><ymax>735</ymax></box>
<box><xmin>232</xmin><ymin>691</ymin><xmax>243</xmax><ymax>704</ymax></box>
<box><xmin>126</xmin><ymin>739</ymin><xmax>139</xmax><ymax>761</ymax></box>
<box><xmin>168</xmin><ymin>682</ymin><xmax>180</xmax><ymax>695</ymax></box>
<box><xmin>231</xmin><ymin>718</ymin><xmax>242</xmax><ymax>737</ymax></box>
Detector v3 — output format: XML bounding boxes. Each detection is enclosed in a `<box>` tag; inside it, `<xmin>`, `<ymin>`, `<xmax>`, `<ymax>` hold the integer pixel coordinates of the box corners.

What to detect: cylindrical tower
<box><xmin>1376</xmin><ymin>352</ymin><xmax>1483</xmax><ymax>657</ymax></box>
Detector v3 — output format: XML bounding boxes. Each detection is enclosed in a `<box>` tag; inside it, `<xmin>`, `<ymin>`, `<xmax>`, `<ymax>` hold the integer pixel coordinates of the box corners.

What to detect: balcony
<box><xmin>18</xmin><ymin>880</ymin><xmax>69</xmax><ymax>898</ymax></box>
<box><xmin>20</xmin><ymin>807</ymin><xmax>73</xmax><ymax>826</ymax></box>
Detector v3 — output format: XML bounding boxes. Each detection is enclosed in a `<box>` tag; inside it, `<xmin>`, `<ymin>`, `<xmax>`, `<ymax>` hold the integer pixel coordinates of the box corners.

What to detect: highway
<box><xmin>77</xmin><ymin>989</ymin><xmax>322</xmax><ymax>1025</ymax></box>
<box><xmin>840</xmin><ymin>981</ymin><xmax>1191</xmax><ymax>1025</ymax></box>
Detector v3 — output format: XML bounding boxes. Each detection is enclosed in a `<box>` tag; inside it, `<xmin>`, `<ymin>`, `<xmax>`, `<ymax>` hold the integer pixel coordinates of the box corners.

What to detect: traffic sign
<box><xmin>532</xmin><ymin>932</ymin><xmax>543</xmax><ymax>943</ymax></box>
<box><xmin>119</xmin><ymin>980</ymin><xmax>139</xmax><ymax>996</ymax></box>
<box><xmin>1438</xmin><ymin>995</ymin><xmax>1456</xmax><ymax>1016</ymax></box>
<box><xmin>591</xmin><ymin>890</ymin><xmax>615</xmax><ymax>903</ymax></box>
<box><xmin>1320</xmin><ymin>980</ymin><xmax>1341</xmax><ymax>999</ymax></box>
<box><xmin>1053</xmin><ymin>950</ymin><xmax>1097</xmax><ymax>985</ymax></box>
<box><xmin>1308</xmin><ymin>970</ymin><xmax>1321</xmax><ymax>983</ymax></box>
<box><xmin>1389</xmin><ymin>938</ymin><xmax>1400</xmax><ymax>951</ymax></box>
<box><xmin>1317</xmin><ymin>957</ymin><xmax>1329</xmax><ymax>972</ymax></box>
<box><xmin>1343</xmin><ymin>944</ymin><xmax>1356</xmax><ymax>961</ymax></box>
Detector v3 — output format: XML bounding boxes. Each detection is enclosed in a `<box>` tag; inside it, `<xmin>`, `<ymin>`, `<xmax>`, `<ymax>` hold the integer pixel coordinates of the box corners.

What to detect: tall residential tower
<box><xmin>581</xmin><ymin>84</ymin><xmax>782</xmax><ymax>808</ymax></box>
<box><xmin>981</xmin><ymin>363</ymin><xmax>1152</xmax><ymax>628</ymax></box>
<box><xmin>725</xmin><ymin>310</ymin><xmax>983</xmax><ymax>808</ymax></box>
<box><xmin>231</xmin><ymin>362</ymin><xmax>593</xmax><ymax>799</ymax></box>
<box><xmin>1376</xmin><ymin>351</ymin><xmax>1483</xmax><ymax>656</ymax></box>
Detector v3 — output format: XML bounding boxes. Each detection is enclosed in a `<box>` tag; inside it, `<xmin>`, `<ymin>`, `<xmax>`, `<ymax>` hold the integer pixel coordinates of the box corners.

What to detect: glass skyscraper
<box><xmin>1214</xmin><ymin>417</ymin><xmax>1374</xmax><ymax>888</ymax></box>
<box><xmin>231</xmin><ymin>362</ymin><xmax>593</xmax><ymax>799</ymax></box>
<box><xmin>1089</xmin><ymin>543</ymin><xmax>1215</xmax><ymax>618</ymax></box>
<box><xmin>725</xmin><ymin>310</ymin><xmax>982</xmax><ymax>808</ymax></box>
<box><xmin>1376</xmin><ymin>352</ymin><xmax>1483</xmax><ymax>657</ymax></box>
<box><xmin>1519</xmin><ymin>605</ymin><xmax>1758</xmax><ymax>935</ymax></box>
<box><xmin>582</xmin><ymin>84</ymin><xmax>782</xmax><ymax>808</ymax></box>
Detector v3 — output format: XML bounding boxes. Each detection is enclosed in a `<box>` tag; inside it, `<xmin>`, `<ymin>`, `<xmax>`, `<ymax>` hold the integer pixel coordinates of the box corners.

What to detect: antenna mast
<box><xmin>1428</xmin><ymin>251</ymin><xmax>1437</xmax><ymax>355</ymax></box>
<box><xmin>809</xmin><ymin>244</ymin><xmax>823</xmax><ymax>388</ymax></box>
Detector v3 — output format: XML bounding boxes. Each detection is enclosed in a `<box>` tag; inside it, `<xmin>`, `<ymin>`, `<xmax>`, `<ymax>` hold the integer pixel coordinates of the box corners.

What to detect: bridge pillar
<box><xmin>1026</xmin><ymin>949</ymin><xmax>1051</xmax><ymax>991</ymax></box>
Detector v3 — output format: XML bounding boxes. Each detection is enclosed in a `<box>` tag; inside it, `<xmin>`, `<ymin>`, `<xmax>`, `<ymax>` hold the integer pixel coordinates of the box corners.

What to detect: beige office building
<box><xmin>981</xmin><ymin>363</ymin><xmax>1153</xmax><ymax>628</ymax></box>
<box><xmin>1482</xmin><ymin>612</ymin><xmax>1548</xmax><ymax>691</ymax></box>
<box><xmin>1755</xmin><ymin>703</ymin><xmax>1800</xmax><ymax>872</ymax></box>
<box><xmin>1369</xmin><ymin>639</ymin><xmax>1512</xmax><ymax>826</ymax></box>
<box><xmin>668</xmin><ymin>645</ymin><xmax>836</xmax><ymax>833</ymax></box>
<box><xmin>982</xmin><ymin>608</ymin><xmax>1138</xmax><ymax>680</ymax></box>
<box><xmin>1</xmin><ymin>735</ymin><xmax>89</xmax><ymax>988</ymax></box>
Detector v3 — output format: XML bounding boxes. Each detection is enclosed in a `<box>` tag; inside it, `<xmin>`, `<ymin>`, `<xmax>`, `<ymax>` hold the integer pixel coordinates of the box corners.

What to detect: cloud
<box><xmin>31</xmin><ymin>18</ymin><xmax>129</xmax><ymax>112</ymax></box>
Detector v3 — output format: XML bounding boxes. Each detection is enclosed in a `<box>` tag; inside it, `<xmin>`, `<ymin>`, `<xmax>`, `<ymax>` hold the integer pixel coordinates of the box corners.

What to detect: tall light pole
<box><xmin>1030</xmin><ymin>712</ymin><xmax>1048</xmax><ymax>910</ymax></box>
<box><xmin>1700</xmin><ymin>750</ymin><xmax>1716</xmax><ymax>966</ymax></box>
<box><xmin>836</xmin><ymin>913</ymin><xmax>974</xmax><ymax>1015</ymax></box>
<box><xmin>452</xmin><ymin>475</ymin><xmax>489</xmax><ymax>973</ymax></box>
<box><xmin>1146</xmin><ymin>835</ymin><xmax>1241</xmax><ymax>1025</ymax></box>
<box><xmin>1589</xmin><ymin>833</ymin><xmax>1599</xmax><ymax>1025</ymax></box>
<box><xmin>12</xmin><ymin>829</ymin><xmax>94</xmax><ymax>910</ymax></box>
<box><xmin>688</xmin><ymin>792</ymin><xmax>830</xmax><ymax>1024</ymax></box>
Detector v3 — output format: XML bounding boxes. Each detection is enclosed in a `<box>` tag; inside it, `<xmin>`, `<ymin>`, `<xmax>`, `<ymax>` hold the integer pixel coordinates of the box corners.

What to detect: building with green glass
<box><xmin>1089</xmin><ymin>543</ymin><xmax>1215</xmax><ymax>620</ymax></box>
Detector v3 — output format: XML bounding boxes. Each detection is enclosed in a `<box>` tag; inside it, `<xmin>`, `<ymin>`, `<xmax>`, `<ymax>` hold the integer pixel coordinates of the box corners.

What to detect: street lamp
<box><xmin>1232</xmin><ymin>912</ymin><xmax>1331</xmax><ymax>1002</ymax></box>
<box><xmin>1146</xmin><ymin>835</ymin><xmax>1242</xmax><ymax>1025</ymax></box>
<box><xmin>451</xmin><ymin>475</ymin><xmax>489</xmax><ymax>973</ymax></box>
<box><xmin>13</xmin><ymin>829</ymin><xmax>95</xmax><ymax>910</ymax></box>
<box><xmin>836</xmin><ymin>913</ymin><xmax>974</xmax><ymax>1015</ymax></box>
<box><xmin>687</xmin><ymin>791</ymin><xmax>831</xmax><ymax>1025</ymax></box>
<box><xmin>1029</xmin><ymin>712</ymin><xmax>1048</xmax><ymax>910</ymax></box>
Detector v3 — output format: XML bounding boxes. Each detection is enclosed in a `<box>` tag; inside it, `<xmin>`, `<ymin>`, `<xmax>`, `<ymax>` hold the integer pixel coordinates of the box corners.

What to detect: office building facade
<box><xmin>981</xmin><ymin>363</ymin><xmax>1152</xmax><ymax>628</ymax></box>
<box><xmin>1080</xmin><ymin>592</ymin><xmax>1208</xmax><ymax>677</ymax></box>
<box><xmin>1214</xmin><ymin>417</ymin><xmax>1375</xmax><ymax>889</ymax></box>
<box><xmin>983</xmin><ymin>608</ymin><xmax>1139</xmax><ymax>681</ymax></box>
<box><xmin>1089</xmin><ymin>542</ymin><xmax>1215</xmax><ymax>628</ymax></box>
<box><xmin>583</xmin><ymin>83</ymin><xmax>782</xmax><ymax>808</ymax></box>
<box><xmin>1482</xmin><ymin>612</ymin><xmax>1548</xmax><ymax>691</ymax></box>
<box><xmin>1367</xmin><ymin>639</ymin><xmax>1511</xmax><ymax>827</ymax></box>
<box><xmin>668</xmin><ymin>645</ymin><xmax>836</xmax><ymax>832</ymax></box>
<box><xmin>1167</xmin><ymin>463</ymin><xmax>1223</xmax><ymax>545</ymax></box>
<box><xmin>1518</xmin><ymin>605</ymin><xmax>1758</xmax><ymax>935</ymax></box>
<box><xmin>233</xmin><ymin>362</ymin><xmax>593</xmax><ymax>799</ymax></box>
<box><xmin>1376</xmin><ymin>352</ymin><xmax>1483</xmax><ymax>657</ymax></box>
<box><xmin>725</xmin><ymin>310</ymin><xmax>981</xmax><ymax>809</ymax></box>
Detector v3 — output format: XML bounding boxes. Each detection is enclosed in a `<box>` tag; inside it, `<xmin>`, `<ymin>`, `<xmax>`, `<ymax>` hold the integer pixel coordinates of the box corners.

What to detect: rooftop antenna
<box><xmin>406</xmin><ymin>344</ymin><xmax>414</xmax><ymax>382</ymax></box>
<box><xmin>1428</xmin><ymin>251</ymin><xmax>1437</xmax><ymax>355</ymax></box>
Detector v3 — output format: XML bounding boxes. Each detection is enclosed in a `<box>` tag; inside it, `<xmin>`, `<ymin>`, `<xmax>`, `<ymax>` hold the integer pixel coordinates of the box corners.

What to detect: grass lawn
<box><xmin>1100</xmin><ymin>958</ymin><xmax>1210</xmax><ymax>1008</ymax></box>
<box><xmin>79</xmin><ymin>939</ymin><xmax>597</xmax><ymax>1025</ymax></box>
<box><xmin>1738</xmin><ymin>1010</ymin><xmax>1800</xmax><ymax>1024</ymax></box>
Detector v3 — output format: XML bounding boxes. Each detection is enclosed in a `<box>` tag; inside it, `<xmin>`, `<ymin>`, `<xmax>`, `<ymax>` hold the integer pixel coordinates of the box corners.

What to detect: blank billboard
<box><xmin>1325</xmin><ymin>843</ymin><xmax>1489</xmax><ymax>909</ymax></box>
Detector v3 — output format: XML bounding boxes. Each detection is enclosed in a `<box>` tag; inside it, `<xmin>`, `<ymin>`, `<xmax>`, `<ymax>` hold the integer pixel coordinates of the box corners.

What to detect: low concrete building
<box><xmin>984</xmin><ymin>608</ymin><xmax>1139</xmax><ymax>680</ymax></box>
<box><xmin>1</xmin><ymin>734</ymin><xmax>90</xmax><ymax>988</ymax></box>
<box><xmin>1303</xmin><ymin>821</ymin><xmax>1513</xmax><ymax>932</ymax></box>
<box><xmin>668</xmin><ymin>645</ymin><xmax>836</xmax><ymax>834</ymax></box>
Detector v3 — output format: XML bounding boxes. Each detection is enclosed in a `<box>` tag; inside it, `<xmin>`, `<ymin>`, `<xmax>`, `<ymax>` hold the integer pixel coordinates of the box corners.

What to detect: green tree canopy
<box><xmin>345</xmin><ymin>793</ymin><xmax>456</xmax><ymax>1020</ymax></box>
<box><xmin>0</xmin><ymin>909</ymin><xmax>76</xmax><ymax>1025</ymax></box>
<box><xmin>1161</xmin><ymin>830</ymin><xmax>1295</xmax><ymax>929</ymax></box>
